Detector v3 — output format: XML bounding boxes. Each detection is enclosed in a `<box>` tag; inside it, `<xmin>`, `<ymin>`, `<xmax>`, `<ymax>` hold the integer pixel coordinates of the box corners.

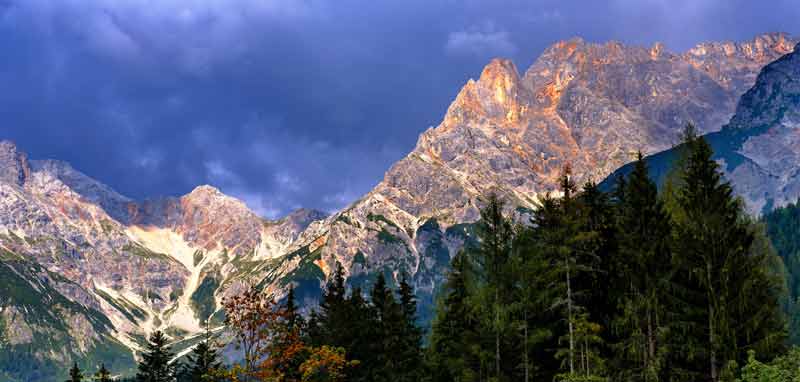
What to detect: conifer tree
<box><xmin>671</xmin><ymin>135</ymin><xmax>785</xmax><ymax>381</ymax></box>
<box><xmin>369</xmin><ymin>273</ymin><xmax>404</xmax><ymax>381</ymax></box>
<box><xmin>429</xmin><ymin>251</ymin><xmax>481</xmax><ymax>382</ymax></box>
<box><xmin>66</xmin><ymin>362</ymin><xmax>84</xmax><ymax>382</ymax></box>
<box><xmin>471</xmin><ymin>193</ymin><xmax>514</xmax><ymax>381</ymax></box>
<box><xmin>308</xmin><ymin>264</ymin><xmax>377</xmax><ymax>382</ymax></box>
<box><xmin>511</xmin><ymin>224</ymin><xmax>558</xmax><ymax>382</ymax></box>
<box><xmin>183</xmin><ymin>321</ymin><xmax>222</xmax><ymax>382</ymax></box>
<box><xmin>94</xmin><ymin>364</ymin><xmax>112</xmax><ymax>382</ymax></box>
<box><xmin>285</xmin><ymin>285</ymin><xmax>305</xmax><ymax>333</ymax></box>
<box><xmin>345</xmin><ymin>286</ymin><xmax>378</xmax><ymax>382</ymax></box>
<box><xmin>611</xmin><ymin>153</ymin><xmax>672</xmax><ymax>381</ymax></box>
<box><xmin>136</xmin><ymin>330</ymin><xmax>176</xmax><ymax>382</ymax></box>
<box><xmin>397</xmin><ymin>274</ymin><xmax>423</xmax><ymax>382</ymax></box>
<box><xmin>535</xmin><ymin>168</ymin><xmax>605</xmax><ymax>380</ymax></box>
<box><xmin>311</xmin><ymin>263</ymin><xmax>348</xmax><ymax>347</ymax></box>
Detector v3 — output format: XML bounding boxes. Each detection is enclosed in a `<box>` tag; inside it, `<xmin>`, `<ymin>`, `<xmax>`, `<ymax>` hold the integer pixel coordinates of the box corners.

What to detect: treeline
<box><xmin>427</xmin><ymin>129</ymin><xmax>787</xmax><ymax>382</ymax></box>
<box><xmin>762</xmin><ymin>199</ymin><xmax>800</xmax><ymax>343</ymax></box>
<box><xmin>65</xmin><ymin>129</ymin><xmax>789</xmax><ymax>381</ymax></box>
<box><xmin>67</xmin><ymin>266</ymin><xmax>425</xmax><ymax>381</ymax></box>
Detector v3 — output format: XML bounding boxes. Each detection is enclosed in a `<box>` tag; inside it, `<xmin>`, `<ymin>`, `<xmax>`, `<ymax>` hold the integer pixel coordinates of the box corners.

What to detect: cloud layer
<box><xmin>1</xmin><ymin>0</ymin><xmax>798</xmax><ymax>218</ymax></box>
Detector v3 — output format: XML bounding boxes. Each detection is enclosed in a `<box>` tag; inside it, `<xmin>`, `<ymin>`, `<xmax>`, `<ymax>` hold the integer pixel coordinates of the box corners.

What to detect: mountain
<box><xmin>0</xmin><ymin>143</ymin><xmax>327</xmax><ymax>380</ymax></box>
<box><xmin>605</xmin><ymin>40</ymin><xmax>800</xmax><ymax>215</ymax></box>
<box><xmin>267</xmin><ymin>32</ymin><xmax>796</xmax><ymax>310</ymax></box>
<box><xmin>0</xmin><ymin>33</ymin><xmax>794</xmax><ymax>380</ymax></box>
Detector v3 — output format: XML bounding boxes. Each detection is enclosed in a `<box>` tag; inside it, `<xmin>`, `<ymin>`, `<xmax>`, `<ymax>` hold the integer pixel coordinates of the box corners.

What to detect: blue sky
<box><xmin>1</xmin><ymin>0</ymin><xmax>798</xmax><ymax>218</ymax></box>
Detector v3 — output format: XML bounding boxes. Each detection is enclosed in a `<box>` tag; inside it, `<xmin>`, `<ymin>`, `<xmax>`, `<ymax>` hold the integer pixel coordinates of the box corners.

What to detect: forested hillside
<box><xmin>66</xmin><ymin>123</ymin><xmax>793</xmax><ymax>382</ymax></box>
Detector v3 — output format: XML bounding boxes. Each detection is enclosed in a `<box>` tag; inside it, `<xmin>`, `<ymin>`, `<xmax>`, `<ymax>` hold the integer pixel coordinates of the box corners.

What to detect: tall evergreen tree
<box><xmin>345</xmin><ymin>286</ymin><xmax>379</xmax><ymax>382</ymax></box>
<box><xmin>611</xmin><ymin>152</ymin><xmax>673</xmax><ymax>382</ymax></box>
<box><xmin>66</xmin><ymin>362</ymin><xmax>83</xmax><ymax>382</ymax></box>
<box><xmin>94</xmin><ymin>364</ymin><xmax>112</xmax><ymax>382</ymax></box>
<box><xmin>369</xmin><ymin>273</ymin><xmax>404</xmax><ymax>381</ymax></box>
<box><xmin>397</xmin><ymin>274</ymin><xmax>424</xmax><ymax>382</ymax></box>
<box><xmin>182</xmin><ymin>322</ymin><xmax>222</xmax><ymax>382</ymax></box>
<box><xmin>310</xmin><ymin>263</ymin><xmax>348</xmax><ymax>347</ymax></box>
<box><xmin>511</xmin><ymin>223</ymin><xmax>558</xmax><ymax>382</ymax></box>
<box><xmin>471</xmin><ymin>193</ymin><xmax>515</xmax><ymax>381</ymax></box>
<box><xmin>671</xmin><ymin>135</ymin><xmax>786</xmax><ymax>381</ymax></box>
<box><xmin>136</xmin><ymin>330</ymin><xmax>177</xmax><ymax>382</ymax></box>
<box><xmin>429</xmin><ymin>250</ymin><xmax>482</xmax><ymax>382</ymax></box>
<box><xmin>308</xmin><ymin>264</ymin><xmax>379</xmax><ymax>382</ymax></box>
<box><xmin>535</xmin><ymin>168</ymin><xmax>605</xmax><ymax>380</ymax></box>
<box><xmin>285</xmin><ymin>285</ymin><xmax>304</xmax><ymax>333</ymax></box>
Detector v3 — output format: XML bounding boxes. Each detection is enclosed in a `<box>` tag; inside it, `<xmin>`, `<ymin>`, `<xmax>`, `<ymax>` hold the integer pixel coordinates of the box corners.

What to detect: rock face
<box><xmin>608</xmin><ymin>41</ymin><xmax>800</xmax><ymax>215</ymax></box>
<box><xmin>0</xmin><ymin>145</ymin><xmax>327</xmax><ymax>381</ymax></box>
<box><xmin>0</xmin><ymin>33</ymin><xmax>794</xmax><ymax>380</ymax></box>
<box><xmin>271</xmin><ymin>33</ymin><xmax>796</xmax><ymax>305</ymax></box>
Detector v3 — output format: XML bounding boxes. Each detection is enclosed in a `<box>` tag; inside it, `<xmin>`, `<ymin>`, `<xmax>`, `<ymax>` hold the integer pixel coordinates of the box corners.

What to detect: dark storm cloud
<box><xmin>1</xmin><ymin>0</ymin><xmax>798</xmax><ymax>218</ymax></box>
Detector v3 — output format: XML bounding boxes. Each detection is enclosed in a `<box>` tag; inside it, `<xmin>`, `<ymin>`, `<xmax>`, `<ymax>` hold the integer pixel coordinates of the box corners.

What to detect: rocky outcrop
<box><xmin>269</xmin><ymin>33</ymin><xmax>796</xmax><ymax>304</ymax></box>
<box><xmin>606</xmin><ymin>42</ymin><xmax>800</xmax><ymax>215</ymax></box>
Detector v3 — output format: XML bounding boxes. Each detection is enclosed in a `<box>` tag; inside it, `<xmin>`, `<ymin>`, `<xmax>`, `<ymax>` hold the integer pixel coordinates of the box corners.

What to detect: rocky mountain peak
<box><xmin>688</xmin><ymin>32</ymin><xmax>794</xmax><ymax>60</ymax></box>
<box><xmin>0</xmin><ymin>140</ymin><xmax>30</xmax><ymax>186</ymax></box>
<box><xmin>179</xmin><ymin>185</ymin><xmax>255</xmax><ymax>218</ymax></box>
<box><xmin>280</xmin><ymin>208</ymin><xmax>328</xmax><ymax>224</ymax></box>
<box><xmin>726</xmin><ymin>41</ymin><xmax>800</xmax><ymax>131</ymax></box>
<box><xmin>187</xmin><ymin>184</ymin><xmax>223</xmax><ymax>197</ymax></box>
<box><xmin>610</xmin><ymin>34</ymin><xmax>800</xmax><ymax>215</ymax></box>
<box><xmin>443</xmin><ymin>58</ymin><xmax>528</xmax><ymax>129</ymax></box>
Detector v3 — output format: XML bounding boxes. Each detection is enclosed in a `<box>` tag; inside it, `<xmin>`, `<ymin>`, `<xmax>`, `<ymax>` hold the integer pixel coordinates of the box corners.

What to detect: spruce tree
<box><xmin>370</xmin><ymin>273</ymin><xmax>404</xmax><ymax>381</ymax></box>
<box><xmin>612</xmin><ymin>152</ymin><xmax>672</xmax><ymax>381</ymax></box>
<box><xmin>346</xmin><ymin>286</ymin><xmax>379</xmax><ymax>382</ymax></box>
<box><xmin>511</xmin><ymin>224</ymin><xmax>558</xmax><ymax>382</ymax></box>
<box><xmin>94</xmin><ymin>364</ymin><xmax>112</xmax><ymax>382</ymax></box>
<box><xmin>672</xmin><ymin>135</ymin><xmax>785</xmax><ymax>381</ymax></box>
<box><xmin>471</xmin><ymin>193</ymin><xmax>515</xmax><ymax>381</ymax></box>
<box><xmin>182</xmin><ymin>322</ymin><xmax>222</xmax><ymax>382</ymax></box>
<box><xmin>535</xmin><ymin>169</ymin><xmax>605</xmax><ymax>380</ymax></box>
<box><xmin>428</xmin><ymin>250</ymin><xmax>481</xmax><ymax>382</ymax></box>
<box><xmin>285</xmin><ymin>285</ymin><xmax>304</xmax><ymax>333</ymax></box>
<box><xmin>308</xmin><ymin>264</ymin><xmax>379</xmax><ymax>382</ymax></box>
<box><xmin>136</xmin><ymin>330</ymin><xmax>176</xmax><ymax>382</ymax></box>
<box><xmin>397</xmin><ymin>274</ymin><xmax>423</xmax><ymax>382</ymax></box>
<box><xmin>66</xmin><ymin>362</ymin><xmax>83</xmax><ymax>382</ymax></box>
<box><xmin>311</xmin><ymin>263</ymin><xmax>348</xmax><ymax>347</ymax></box>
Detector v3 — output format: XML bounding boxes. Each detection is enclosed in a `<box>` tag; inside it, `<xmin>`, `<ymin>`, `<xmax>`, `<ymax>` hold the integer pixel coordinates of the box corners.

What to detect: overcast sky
<box><xmin>1</xmin><ymin>0</ymin><xmax>798</xmax><ymax>218</ymax></box>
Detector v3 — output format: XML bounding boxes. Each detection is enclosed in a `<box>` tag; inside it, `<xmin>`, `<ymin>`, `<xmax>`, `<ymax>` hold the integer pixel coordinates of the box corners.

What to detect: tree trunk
<box><xmin>648</xmin><ymin>307</ymin><xmax>655</xmax><ymax>366</ymax></box>
<box><xmin>524</xmin><ymin>309</ymin><xmax>529</xmax><ymax>382</ymax></box>
<box><xmin>708</xmin><ymin>262</ymin><xmax>717</xmax><ymax>382</ymax></box>
<box><xmin>567</xmin><ymin>262</ymin><xmax>575</xmax><ymax>375</ymax></box>
<box><xmin>496</xmin><ymin>288</ymin><xmax>501</xmax><ymax>379</ymax></box>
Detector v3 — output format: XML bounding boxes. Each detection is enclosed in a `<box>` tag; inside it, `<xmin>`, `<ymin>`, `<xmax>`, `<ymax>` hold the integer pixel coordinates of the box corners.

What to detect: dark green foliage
<box><xmin>308</xmin><ymin>263</ymin><xmax>377</xmax><ymax>382</ymax></box>
<box><xmin>66</xmin><ymin>363</ymin><xmax>83</xmax><ymax>382</ymax></box>
<box><xmin>306</xmin><ymin>260</ymin><xmax>426</xmax><ymax>382</ymax></box>
<box><xmin>396</xmin><ymin>274</ymin><xmax>424</xmax><ymax>382</ymax></box>
<box><xmin>94</xmin><ymin>364</ymin><xmax>112</xmax><ymax>382</ymax></box>
<box><xmin>609</xmin><ymin>153</ymin><xmax>673</xmax><ymax>381</ymax></box>
<box><xmin>178</xmin><ymin>322</ymin><xmax>222</xmax><ymax>382</ymax></box>
<box><xmin>424</xmin><ymin>132</ymin><xmax>787</xmax><ymax>382</ymax></box>
<box><xmin>369</xmin><ymin>273</ymin><xmax>404</xmax><ymax>380</ymax></box>
<box><xmin>428</xmin><ymin>251</ymin><xmax>482</xmax><ymax>382</ymax></box>
<box><xmin>470</xmin><ymin>193</ymin><xmax>516</xmax><ymax>381</ymax></box>
<box><xmin>669</xmin><ymin>134</ymin><xmax>786</xmax><ymax>381</ymax></box>
<box><xmin>763</xmin><ymin>200</ymin><xmax>800</xmax><ymax>343</ymax></box>
<box><xmin>738</xmin><ymin>348</ymin><xmax>800</xmax><ymax>381</ymax></box>
<box><xmin>136</xmin><ymin>330</ymin><xmax>176</xmax><ymax>382</ymax></box>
